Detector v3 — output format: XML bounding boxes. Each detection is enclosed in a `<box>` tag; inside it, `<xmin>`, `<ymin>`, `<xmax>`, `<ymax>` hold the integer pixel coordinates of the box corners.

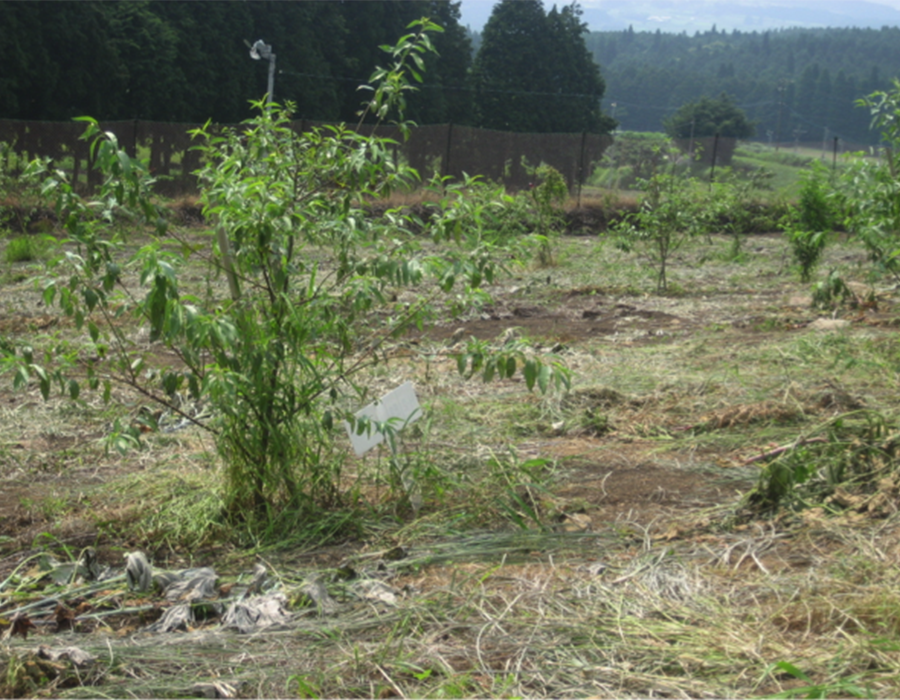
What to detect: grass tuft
<box><xmin>4</xmin><ymin>233</ymin><xmax>56</xmax><ymax>263</ymax></box>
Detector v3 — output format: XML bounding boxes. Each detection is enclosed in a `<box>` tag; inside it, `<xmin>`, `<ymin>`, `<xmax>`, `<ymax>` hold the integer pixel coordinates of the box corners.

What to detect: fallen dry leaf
<box><xmin>12</xmin><ymin>614</ymin><xmax>36</xmax><ymax>640</ymax></box>
<box><xmin>53</xmin><ymin>604</ymin><xmax>76</xmax><ymax>632</ymax></box>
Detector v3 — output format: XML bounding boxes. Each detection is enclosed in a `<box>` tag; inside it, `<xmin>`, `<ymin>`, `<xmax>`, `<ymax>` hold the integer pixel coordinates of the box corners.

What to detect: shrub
<box><xmin>783</xmin><ymin>162</ymin><xmax>838</xmax><ymax>282</ymax></box>
<box><xmin>591</xmin><ymin>132</ymin><xmax>671</xmax><ymax>189</ymax></box>
<box><xmin>839</xmin><ymin>79</ymin><xmax>900</xmax><ymax>281</ymax></box>
<box><xmin>612</xmin><ymin>173</ymin><xmax>705</xmax><ymax>292</ymax></box>
<box><xmin>527</xmin><ymin>163</ymin><xmax>568</xmax><ymax>266</ymax></box>
<box><xmin>4</xmin><ymin>234</ymin><xmax>56</xmax><ymax>263</ymax></box>
<box><xmin>2</xmin><ymin>21</ymin><xmax>570</xmax><ymax>537</ymax></box>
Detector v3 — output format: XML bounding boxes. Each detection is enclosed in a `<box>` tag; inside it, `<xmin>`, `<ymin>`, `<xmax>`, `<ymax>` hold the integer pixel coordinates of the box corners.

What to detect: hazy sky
<box><xmin>458</xmin><ymin>0</ymin><xmax>900</xmax><ymax>32</ymax></box>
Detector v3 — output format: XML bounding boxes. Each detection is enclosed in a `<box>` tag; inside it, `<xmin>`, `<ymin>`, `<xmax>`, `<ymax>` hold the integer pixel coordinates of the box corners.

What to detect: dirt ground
<box><xmin>0</xmin><ymin>231</ymin><xmax>877</xmax><ymax>550</ymax></box>
<box><xmin>2</xmin><ymin>230</ymin><xmax>900</xmax><ymax>697</ymax></box>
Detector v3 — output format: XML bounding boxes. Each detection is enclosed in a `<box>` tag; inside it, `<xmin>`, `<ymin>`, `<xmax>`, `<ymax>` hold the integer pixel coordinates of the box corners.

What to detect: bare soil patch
<box><xmin>423</xmin><ymin>297</ymin><xmax>688</xmax><ymax>345</ymax></box>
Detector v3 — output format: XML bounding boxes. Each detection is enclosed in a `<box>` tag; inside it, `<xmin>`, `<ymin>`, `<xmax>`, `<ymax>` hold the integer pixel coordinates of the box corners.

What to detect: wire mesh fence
<box><xmin>0</xmin><ymin>118</ymin><xmax>613</xmax><ymax>197</ymax></box>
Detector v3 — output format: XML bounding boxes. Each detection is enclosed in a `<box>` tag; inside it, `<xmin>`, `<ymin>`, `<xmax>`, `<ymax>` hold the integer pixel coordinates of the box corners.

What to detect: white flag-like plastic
<box><xmin>345</xmin><ymin>381</ymin><xmax>422</xmax><ymax>456</ymax></box>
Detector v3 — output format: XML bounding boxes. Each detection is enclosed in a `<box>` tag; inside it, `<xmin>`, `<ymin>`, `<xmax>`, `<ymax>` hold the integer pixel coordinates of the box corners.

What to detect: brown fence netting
<box><xmin>0</xmin><ymin>118</ymin><xmax>612</xmax><ymax>197</ymax></box>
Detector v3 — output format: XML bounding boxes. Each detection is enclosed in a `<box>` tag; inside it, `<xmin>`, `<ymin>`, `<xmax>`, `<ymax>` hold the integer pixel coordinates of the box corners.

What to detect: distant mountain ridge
<box><xmin>585</xmin><ymin>24</ymin><xmax>900</xmax><ymax>144</ymax></box>
<box><xmin>460</xmin><ymin>0</ymin><xmax>900</xmax><ymax>32</ymax></box>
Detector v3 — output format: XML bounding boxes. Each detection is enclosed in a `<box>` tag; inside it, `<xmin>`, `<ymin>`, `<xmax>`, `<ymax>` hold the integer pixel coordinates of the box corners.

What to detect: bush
<box><xmin>783</xmin><ymin>162</ymin><xmax>838</xmax><ymax>282</ymax></box>
<box><xmin>839</xmin><ymin>79</ymin><xmax>900</xmax><ymax>281</ymax></box>
<box><xmin>4</xmin><ymin>234</ymin><xmax>56</xmax><ymax>263</ymax></box>
<box><xmin>612</xmin><ymin>173</ymin><xmax>705</xmax><ymax>293</ymax></box>
<box><xmin>591</xmin><ymin>132</ymin><xmax>672</xmax><ymax>189</ymax></box>
<box><xmin>2</xmin><ymin>22</ymin><xmax>570</xmax><ymax>538</ymax></box>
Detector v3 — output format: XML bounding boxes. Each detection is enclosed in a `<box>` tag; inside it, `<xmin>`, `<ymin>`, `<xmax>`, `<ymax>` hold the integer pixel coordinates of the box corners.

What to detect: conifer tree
<box><xmin>471</xmin><ymin>0</ymin><xmax>614</xmax><ymax>133</ymax></box>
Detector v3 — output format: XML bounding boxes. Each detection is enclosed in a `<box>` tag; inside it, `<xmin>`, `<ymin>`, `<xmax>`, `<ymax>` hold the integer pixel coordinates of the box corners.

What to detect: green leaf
<box><xmin>773</xmin><ymin>662</ymin><xmax>812</xmax><ymax>683</ymax></box>
<box><xmin>68</xmin><ymin>380</ymin><xmax>80</xmax><ymax>401</ymax></box>
<box><xmin>162</xmin><ymin>371</ymin><xmax>180</xmax><ymax>396</ymax></box>
<box><xmin>524</xmin><ymin>359</ymin><xmax>537</xmax><ymax>391</ymax></box>
<box><xmin>14</xmin><ymin>365</ymin><xmax>29</xmax><ymax>390</ymax></box>
<box><xmin>440</xmin><ymin>273</ymin><xmax>455</xmax><ymax>292</ymax></box>
<box><xmin>42</xmin><ymin>282</ymin><xmax>57</xmax><ymax>307</ymax></box>
<box><xmin>505</xmin><ymin>356</ymin><xmax>516</xmax><ymax>378</ymax></box>
<box><xmin>188</xmin><ymin>374</ymin><xmax>201</xmax><ymax>400</ymax></box>
<box><xmin>33</xmin><ymin>366</ymin><xmax>50</xmax><ymax>400</ymax></box>
<box><xmin>538</xmin><ymin>364</ymin><xmax>551</xmax><ymax>394</ymax></box>
<box><xmin>82</xmin><ymin>286</ymin><xmax>99</xmax><ymax>312</ymax></box>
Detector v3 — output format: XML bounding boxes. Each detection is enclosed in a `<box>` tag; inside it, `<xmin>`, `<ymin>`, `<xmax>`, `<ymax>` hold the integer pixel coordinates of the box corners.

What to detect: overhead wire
<box><xmin>276</xmin><ymin>68</ymin><xmax>869</xmax><ymax>144</ymax></box>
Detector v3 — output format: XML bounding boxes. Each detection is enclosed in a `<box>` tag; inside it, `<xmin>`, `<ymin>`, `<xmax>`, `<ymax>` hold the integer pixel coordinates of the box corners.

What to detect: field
<box><xmin>1</xmin><ymin>208</ymin><xmax>900</xmax><ymax>698</ymax></box>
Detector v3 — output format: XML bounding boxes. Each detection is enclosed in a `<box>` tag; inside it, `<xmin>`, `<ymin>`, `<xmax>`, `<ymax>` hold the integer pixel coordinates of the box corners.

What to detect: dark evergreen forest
<box><xmin>3</xmin><ymin>1</ymin><xmax>900</xmax><ymax>145</ymax></box>
<box><xmin>587</xmin><ymin>25</ymin><xmax>900</xmax><ymax>145</ymax></box>
<box><xmin>0</xmin><ymin>1</ymin><xmax>474</xmax><ymax>126</ymax></box>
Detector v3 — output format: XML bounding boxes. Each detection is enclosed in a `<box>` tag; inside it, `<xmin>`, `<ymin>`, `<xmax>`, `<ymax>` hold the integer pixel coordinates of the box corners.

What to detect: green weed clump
<box><xmin>811</xmin><ymin>270</ymin><xmax>853</xmax><ymax>310</ymax></box>
<box><xmin>783</xmin><ymin>162</ymin><xmax>838</xmax><ymax>282</ymax></box>
<box><xmin>746</xmin><ymin>410</ymin><xmax>900</xmax><ymax>515</ymax></box>
<box><xmin>4</xmin><ymin>234</ymin><xmax>55</xmax><ymax>263</ymax></box>
<box><xmin>527</xmin><ymin>163</ymin><xmax>568</xmax><ymax>267</ymax></box>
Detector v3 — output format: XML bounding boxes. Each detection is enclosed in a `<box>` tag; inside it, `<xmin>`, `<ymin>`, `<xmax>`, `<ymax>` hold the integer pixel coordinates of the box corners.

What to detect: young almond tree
<box><xmin>612</xmin><ymin>171</ymin><xmax>704</xmax><ymax>293</ymax></box>
<box><xmin>3</xmin><ymin>20</ymin><xmax>568</xmax><ymax>531</ymax></box>
<box><xmin>839</xmin><ymin>79</ymin><xmax>900</xmax><ymax>280</ymax></box>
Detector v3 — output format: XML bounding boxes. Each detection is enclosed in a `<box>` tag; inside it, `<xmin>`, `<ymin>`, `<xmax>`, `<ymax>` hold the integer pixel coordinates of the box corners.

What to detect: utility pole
<box><xmin>688</xmin><ymin>118</ymin><xmax>696</xmax><ymax>163</ymax></box>
<box><xmin>832</xmin><ymin>136</ymin><xmax>839</xmax><ymax>181</ymax></box>
<box><xmin>250</xmin><ymin>40</ymin><xmax>276</xmax><ymax>105</ymax></box>
<box><xmin>775</xmin><ymin>83</ymin><xmax>786</xmax><ymax>152</ymax></box>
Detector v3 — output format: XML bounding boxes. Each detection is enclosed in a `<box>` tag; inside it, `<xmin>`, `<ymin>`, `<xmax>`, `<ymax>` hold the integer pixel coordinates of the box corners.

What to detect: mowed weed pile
<box><xmin>2</xmin><ymin>221</ymin><xmax>900</xmax><ymax>698</ymax></box>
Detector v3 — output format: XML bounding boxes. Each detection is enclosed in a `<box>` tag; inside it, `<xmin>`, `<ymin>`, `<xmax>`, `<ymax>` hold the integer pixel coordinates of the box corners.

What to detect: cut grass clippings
<box><xmin>2</xmin><ymin>223</ymin><xmax>900</xmax><ymax>696</ymax></box>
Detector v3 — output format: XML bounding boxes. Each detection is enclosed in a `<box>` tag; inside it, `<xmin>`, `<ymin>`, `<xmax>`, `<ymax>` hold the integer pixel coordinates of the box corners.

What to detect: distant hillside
<box><xmin>460</xmin><ymin>0</ymin><xmax>900</xmax><ymax>33</ymax></box>
<box><xmin>587</xmin><ymin>25</ymin><xmax>900</xmax><ymax>144</ymax></box>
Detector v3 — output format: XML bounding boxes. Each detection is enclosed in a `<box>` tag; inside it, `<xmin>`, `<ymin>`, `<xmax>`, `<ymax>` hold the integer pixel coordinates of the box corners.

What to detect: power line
<box><xmin>278</xmin><ymin>68</ymin><xmax>869</xmax><ymax>142</ymax></box>
<box><xmin>277</xmin><ymin>68</ymin><xmax>603</xmax><ymax>99</ymax></box>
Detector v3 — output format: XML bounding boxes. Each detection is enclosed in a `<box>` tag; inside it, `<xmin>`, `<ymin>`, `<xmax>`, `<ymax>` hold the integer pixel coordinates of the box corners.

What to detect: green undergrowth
<box><xmin>91</xmin><ymin>431</ymin><xmax>563</xmax><ymax>553</ymax></box>
<box><xmin>3</xmin><ymin>233</ymin><xmax>57</xmax><ymax>263</ymax></box>
<box><xmin>745</xmin><ymin>409</ymin><xmax>900</xmax><ymax>514</ymax></box>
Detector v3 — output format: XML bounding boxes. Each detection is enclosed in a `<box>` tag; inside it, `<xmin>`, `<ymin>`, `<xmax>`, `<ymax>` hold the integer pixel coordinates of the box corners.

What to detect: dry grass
<box><xmin>2</xmin><ymin>516</ymin><xmax>898</xmax><ymax>698</ymax></box>
<box><xmin>3</xmin><ymin>225</ymin><xmax>900</xmax><ymax>696</ymax></box>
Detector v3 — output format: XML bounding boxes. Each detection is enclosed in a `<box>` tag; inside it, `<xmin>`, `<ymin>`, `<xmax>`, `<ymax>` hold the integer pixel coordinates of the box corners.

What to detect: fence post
<box><xmin>832</xmin><ymin>136</ymin><xmax>839</xmax><ymax>180</ymax></box>
<box><xmin>442</xmin><ymin>122</ymin><xmax>453</xmax><ymax>183</ymax></box>
<box><xmin>709</xmin><ymin>132</ymin><xmax>720</xmax><ymax>188</ymax></box>
<box><xmin>577</xmin><ymin>130</ymin><xmax>587</xmax><ymax>208</ymax></box>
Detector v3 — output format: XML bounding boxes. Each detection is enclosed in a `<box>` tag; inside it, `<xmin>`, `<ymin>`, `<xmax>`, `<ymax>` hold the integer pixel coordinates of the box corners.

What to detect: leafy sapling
<box><xmin>783</xmin><ymin>161</ymin><xmax>837</xmax><ymax>283</ymax></box>
<box><xmin>612</xmin><ymin>172</ymin><xmax>704</xmax><ymax>293</ymax></box>
<box><xmin>524</xmin><ymin>162</ymin><xmax>568</xmax><ymax>267</ymax></box>
<box><xmin>839</xmin><ymin>79</ymin><xmax>900</xmax><ymax>280</ymax></box>
<box><xmin>2</xmin><ymin>19</ymin><xmax>570</xmax><ymax>531</ymax></box>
